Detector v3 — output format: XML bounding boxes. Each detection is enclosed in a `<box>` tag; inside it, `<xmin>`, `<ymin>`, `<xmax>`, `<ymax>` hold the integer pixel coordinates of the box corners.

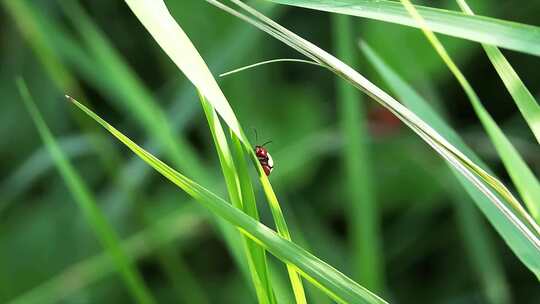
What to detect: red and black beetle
<box><xmin>255</xmin><ymin>140</ymin><xmax>273</xmax><ymax>176</ymax></box>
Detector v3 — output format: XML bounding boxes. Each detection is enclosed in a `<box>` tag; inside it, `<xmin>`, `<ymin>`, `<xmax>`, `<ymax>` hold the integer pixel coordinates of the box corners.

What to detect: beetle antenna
<box><xmin>261</xmin><ymin>140</ymin><xmax>272</xmax><ymax>147</ymax></box>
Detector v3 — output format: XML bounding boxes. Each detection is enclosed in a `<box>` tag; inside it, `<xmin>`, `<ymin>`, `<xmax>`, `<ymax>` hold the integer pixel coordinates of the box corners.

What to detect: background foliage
<box><xmin>1</xmin><ymin>0</ymin><xmax>539</xmax><ymax>303</ymax></box>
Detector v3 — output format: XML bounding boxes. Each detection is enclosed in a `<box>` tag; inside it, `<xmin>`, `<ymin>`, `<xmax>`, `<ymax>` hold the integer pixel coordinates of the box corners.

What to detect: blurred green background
<box><xmin>1</xmin><ymin>0</ymin><xmax>539</xmax><ymax>303</ymax></box>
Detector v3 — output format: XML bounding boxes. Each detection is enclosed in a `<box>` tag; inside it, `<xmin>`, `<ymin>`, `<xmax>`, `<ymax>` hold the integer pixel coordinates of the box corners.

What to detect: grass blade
<box><xmin>359</xmin><ymin>41</ymin><xmax>540</xmax><ymax>279</ymax></box>
<box><xmin>264</xmin><ymin>0</ymin><xmax>540</xmax><ymax>57</ymax></box>
<box><xmin>359</xmin><ymin>43</ymin><xmax>512</xmax><ymax>301</ymax></box>
<box><xmin>399</xmin><ymin>0</ymin><xmax>540</xmax><ymax>227</ymax></box>
<box><xmin>16</xmin><ymin>79</ymin><xmax>156</xmax><ymax>304</ymax></box>
<box><xmin>68</xmin><ymin>96</ymin><xmax>388</xmax><ymax>304</ymax></box>
<box><xmin>204</xmin><ymin>0</ymin><xmax>540</xmax><ymax>277</ymax></box>
<box><xmin>332</xmin><ymin>14</ymin><xmax>383</xmax><ymax>291</ymax></box>
<box><xmin>7</xmin><ymin>205</ymin><xmax>204</xmax><ymax>304</ymax></box>
<box><xmin>123</xmin><ymin>0</ymin><xmax>307</xmax><ymax>301</ymax></box>
<box><xmin>200</xmin><ymin>93</ymin><xmax>276</xmax><ymax>304</ymax></box>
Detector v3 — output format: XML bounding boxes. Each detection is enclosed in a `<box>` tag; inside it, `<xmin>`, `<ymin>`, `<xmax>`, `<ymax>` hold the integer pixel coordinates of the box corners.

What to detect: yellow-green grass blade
<box><xmin>264</xmin><ymin>0</ymin><xmax>540</xmax><ymax>57</ymax></box>
<box><xmin>455</xmin><ymin>0</ymin><xmax>540</xmax><ymax>143</ymax></box>
<box><xmin>399</xmin><ymin>0</ymin><xmax>540</xmax><ymax>225</ymax></box>
<box><xmin>59</xmin><ymin>1</ymin><xmax>206</xmax><ymax>179</ymax></box>
<box><xmin>207</xmin><ymin>0</ymin><xmax>540</xmax><ymax>266</ymax></box>
<box><xmin>359</xmin><ymin>41</ymin><xmax>540</xmax><ymax>279</ymax></box>
<box><xmin>230</xmin><ymin>131</ymin><xmax>277</xmax><ymax>304</ymax></box>
<box><xmin>7</xmin><ymin>204</ymin><xmax>205</xmax><ymax>304</ymax></box>
<box><xmin>16</xmin><ymin>79</ymin><xmax>156</xmax><ymax>304</ymax></box>
<box><xmin>332</xmin><ymin>14</ymin><xmax>383</xmax><ymax>292</ymax></box>
<box><xmin>69</xmin><ymin>96</ymin><xmax>388</xmax><ymax>304</ymax></box>
<box><xmin>123</xmin><ymin>1</ymin><xmax>307</xmax><ymax>301</ymax></box>
<box><xmin>200</xmin><ymin>93</ymin><xmax>276</xmax><ymax>304</ymax></box>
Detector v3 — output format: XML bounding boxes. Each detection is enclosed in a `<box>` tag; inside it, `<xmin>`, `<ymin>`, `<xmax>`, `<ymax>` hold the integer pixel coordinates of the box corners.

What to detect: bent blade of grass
<box><xmin>123</xmin><ymin>0</ymin><xmax>307</xmax><ymax>301</ymax></box>
<box><xmin>264</xmin><ymin>0</ymin><xmax>540</xmax><ymax>57</ymax></box>
<box><xmin>219</xmin><ymin>58</ymin><xmax>321</xmax><ymax>77</ymax></box>
<box><xmin>200</xmin><ymin>93</ymin><xmax>276</xmax><ymax>304</ymax></box>
<box><xmin>69</xmin><ymin>96</ymin><xmax>388</xmax><ymax>304</ymax></box>
<box><xmin>359</xmin><ymin>41</ymin><xmax>540</xmax><ymax>278</ymax></box>
<box><xmin>399</xmin><ymin>0</ymin><xmax>540</xmax><ymax>226</ymax></box>
<box><xmin>456</xmin><ymin>0</ymin><xmax>540</xmax><ymax>145</ymax></box>
<box><xmin>203</xmin><ymin>0</ymin><xmax>540</xmax><ymax>275</ymax></box>
<box><xmin>16</xmin><ymin>79</ymin><xmax>156</xmax><ymax>304</ymax></box>
<box><xmin>332</xmin><ymin>14</ymin><xmax>383</xmax><ymax>291</ymax></box>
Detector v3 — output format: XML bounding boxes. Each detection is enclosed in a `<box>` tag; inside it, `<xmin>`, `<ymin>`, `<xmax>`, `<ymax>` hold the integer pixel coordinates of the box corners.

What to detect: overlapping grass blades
<box><xmin>122</xmin><ymin>0</ymin><xmax>308</xmax><ymax>302</ymax></box>
<box><xmin>332</xmin><ymin>15</ymin><xmax>382</xmax><ymax>291</ymax></box>
<box><xmin>200</xmin><ymin>94</ymin><xmax>276</xmax><ymax>304</ymax></box>
<box><xmin>17</xmin><ymin>79</ymin><xmax>156</xmax><ymax>304</ymax></box>
<box><xmin>359</xmin><ymin>42</ymin><xmax>512</xmax><ymax>301</ymax></box>
<box><xmin>264</xmin><ymin>0</ymin><xmax>540</xmax><ymax>57</ymax></box>
<box><xmin>399</xmin><ymin>0</ymin><xmax>540</xmax><ymax>240</ymax></box>
<box><xmin>202</xmin><ymin>0</ymin><xmax>540</xmax><ymax>276</ymax></box>
<box><xmin>68</xmin><ymin>96</ymin><xmax>388</xmax><ymax>304</ymax></box>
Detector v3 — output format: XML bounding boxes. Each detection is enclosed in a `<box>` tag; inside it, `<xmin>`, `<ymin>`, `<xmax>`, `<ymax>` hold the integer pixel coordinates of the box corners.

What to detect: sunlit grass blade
<box><xmin>332</xmin><ymin>14</ymin><xmax>383</xmax><ymax>291</ymax></box>
<box><xmin>455</xmin><ymin>0</ymin><xmax>540</xmax><ymax>143</ymax></box>
<box><xmin>359</xmin><ymin>42</ymin><xmax>512</xmax><ymax>301</ymax></box>
<box><xmin>399</xmin><ymin>0</ymin><xmax>540</xmax><ymax>225</ymax></box>
<box><xmin>204</xmin><ymin>0</ymin><xmax>540</xmax><ymax>277</ymax></box>
<box><xmin>264</xmin><ymin>0</ymin><xmax>540</xmax><ymax>57</ymax></box>
<box><xmin>359</xmin><ymin>41</ymin><xmax>540</xmax><ymax>279</ymax></box>
<box><xmin>16</xmin><ymin>79</ymin><xmax>156</xmax><ymax>304</ymax></box>
<box><xmin>123</xmin><ymin>0</ymin><xmax>307</xmax><ymax>301</ymax></box>
<box><xmin>68</xmin><ymin>96</ymin><xmax>388</xmax><ymax>304</ymax></box>
<box><xmin>200</xmin><ymin>93</ymin><xmax>276</xmax><ymax>304</ymax></box>
<box><xmin>59</xmin><ymin>1</ymin><xmax>206</xmax><ymax>179</ymax></box>
<box><xmin>7</xmin><ymin>204</ymin><xmax>205</xmax><ymax>304</ymax></box>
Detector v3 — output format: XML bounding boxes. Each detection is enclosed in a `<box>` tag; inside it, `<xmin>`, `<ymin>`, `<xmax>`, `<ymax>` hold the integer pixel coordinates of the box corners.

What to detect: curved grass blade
<box><xmin>203</xmin><ymin>0</ymin><xmax>540</xmax><ymax>275</ymax></box>
<box><xmin>332</xmin><ymin>14</ymin><xmax>383</xmax><ymax>291</ymax></box>
<box><xmin>16</xmin><ymin>79</ymin><xmax>156</xmax><ymax>304</ymax></box>
<box><xmin>264</xmin><ymin>0</ymin><xmax>540</xmax><ymax>57</ymax></box>
<box><xmin>220</xmin><ymin>58</ymin><xmax>321</xmax><ymax>77</ymax></box>
<box><xmin>123</xmin><ymin>0</ymin><xmax>307</xmax><ymax>301</ymax></box>
<box><xmin>68</xmin><ymin>96</ymin><xmax>388</xmax><ymax>304</ymax></box>
<box><xmin>360</xmin><ymin>42</ymin><xmax>513</xmax><ymax>299</ymax></box>
<box><xmin>399</xmin><ymin>0</ymin><xmax>540</xmax><ymax>228</ymax></box>
<box><xmin>200</xmin><ymin>93</ymin><xmax>276</xmax><ymax>304</ymax></box>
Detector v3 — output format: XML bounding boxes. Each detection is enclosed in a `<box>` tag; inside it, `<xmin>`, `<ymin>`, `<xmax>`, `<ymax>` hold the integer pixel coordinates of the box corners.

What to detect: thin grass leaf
<box><xmin>123</xmin><ymin>1</ymin><xmax>307</xmax><ymax>301</ymax></box>
<box><xmin>455</xmin><ymin>0</ymin><xmax>540</xmax><ymax>147</ymax></box>
<box><xmin>359</xmin><ymin>41</ymin><xmax>540</xmax><ymax>278</ymax></box>
<box><xmin>203</xmin><ymin>0</ymin><xmax>540</xmax><ymax>277</ymax></box>
<box><xmin>359</xmin><ymin>42</ymin><xmax>512</xmax><ymax>301</ymax></box>
<box><xmin>7</xmin><ymin>205</ymin><xmax>205</xmax><ymax>304</ymax></box>
<box><xmin>16</xmin><ymin>79</ymin><xmax>156</xmax><ymax>304</ymax></box>
<box><xmin>264</xmin><ymin>0</ymin><xmax>540</xmax><ymax>57</ymax></box>
<box><xmin>332</xmin><ymin>14</ymin><xmax>383</xmax><ymax>291</ymax></box>
<box><xmin>68</xmin><ymin>96</ymin><xmax>388</xmax><ymax>304</ymax></box>
<box><xmin>220</xmin><ymin>58</ymin><xmax>321</xmax><ymax>77</ymax></box>
<box><xmin>399</xmin><ymin>0</ymin><xmax>540</xmax><ymax>227</ymax></box>
<box><xmin>200</xmin><ymin>93</ymin><xmax>276</xmax><ymax>304</ymax></box>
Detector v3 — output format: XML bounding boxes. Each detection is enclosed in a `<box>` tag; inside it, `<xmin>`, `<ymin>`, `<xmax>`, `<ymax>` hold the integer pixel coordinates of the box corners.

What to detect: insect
<box><xmin>253</xmin><ymin>129</ymin><xmax>274</xmax><ymax>176</ymax></box>
<box><xmin>255</xmin><ymin>141</ymin><xmax>274</xmax><ymax>176</ymax></box>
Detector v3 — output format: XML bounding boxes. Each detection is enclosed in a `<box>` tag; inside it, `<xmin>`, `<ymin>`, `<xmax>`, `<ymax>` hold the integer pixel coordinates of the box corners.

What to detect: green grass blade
<box><xmin>399</xmin><ymin>0</ymin><xmax>540</xmax><ymax>225</ymax></box>
<box><xmin>16</xmin><ymin>79</ymin><xmax>156</xmax><ymax>304</ymax></box>
<box><xmin>59</xmin><ymin>1</ymin><xmax>206</xmax><ymax>179</ymax></box>
<box><xmin>123</xmin><ymin>1</ymin><xmax>307</xmax><ymax>301</ymax></box>
<box><xmin>455</xmin><ymin>0</ymin><xmax>540</xmax><ymax>143</ymax></box>
<box><xmin>264</xmin><ymin>0</ymin><xmax>540</xmax><ymax>57</ymax></box>
<box><xmin>332</xmin><ymin>15</ymin><xmax>383</xmax><ymax>292</ymax></box>
<box><xmin>359</xmin><ymin>41</ymin><xmax>540</xmax><ymax>278</ymax></box>
<box><xmin>206</xmin><ymin>0</ymin><xmax>540</xmax><ymax>275</ymax></box>
<box><xmin>68</xmin><ymin>96</ymin><xmax>388</xmax><ymax>304</ymax></box>
<box><xmin>200</xmin><ymin>93</ymin><xmax>276</xmax><ymax>304</ymax></box>
<box><xmin>7</xmin><ymin>204</ymin><xmax>205</xmax><ymax>304</ymax></box>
